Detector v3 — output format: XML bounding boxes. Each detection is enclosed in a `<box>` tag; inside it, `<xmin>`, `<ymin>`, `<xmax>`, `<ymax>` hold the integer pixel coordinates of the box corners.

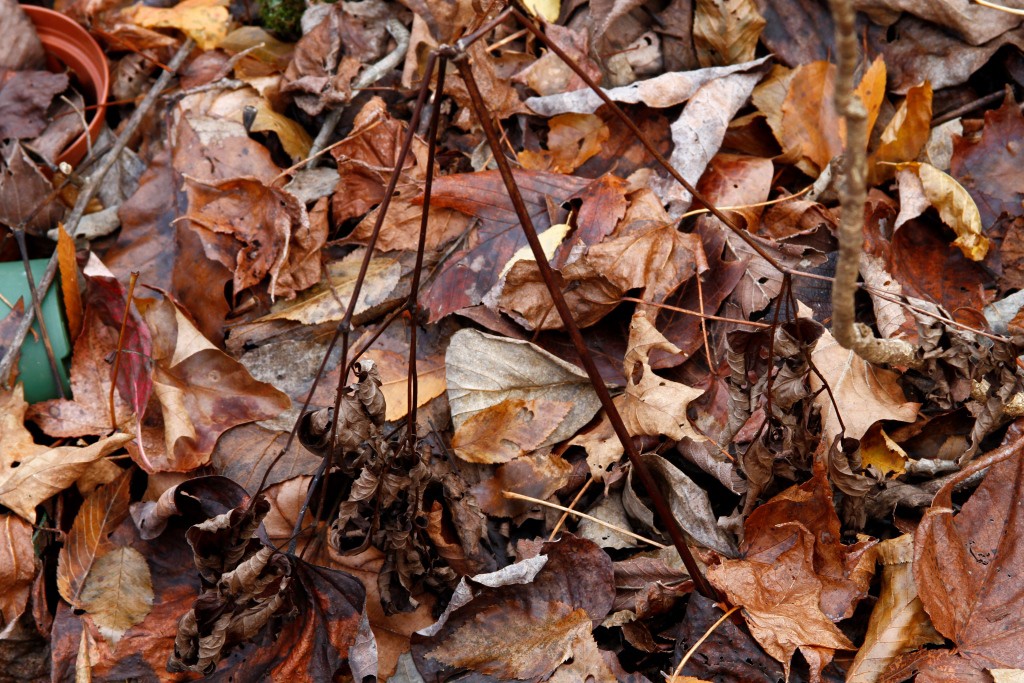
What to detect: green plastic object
<box><xmin>0</xmin><ymin>259</ymin><xmax>72</xmax><ymax>403</ymax></box>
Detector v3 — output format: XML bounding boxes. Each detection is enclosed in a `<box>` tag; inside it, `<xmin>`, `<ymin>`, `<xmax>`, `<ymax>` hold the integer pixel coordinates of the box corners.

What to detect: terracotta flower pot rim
<box><xmin>20</xmin><ymin>5</ymin><xmax>109</xmax><ymax>168</ymax></box>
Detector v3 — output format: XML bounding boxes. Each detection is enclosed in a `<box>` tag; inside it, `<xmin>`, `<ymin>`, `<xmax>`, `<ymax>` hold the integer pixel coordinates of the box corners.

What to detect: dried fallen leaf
<box><xmin>451</xmin><ymin>397</ymin><xmax>573</xmax><ymax>464</ymax></box>
<box><xmin>183</xmin><ymin>176</ymin><xmax>324</xmax><ymax>300</ymax></box>
<box><xmin>693</xmin><ymin>0</ymin><xmax>765</xmax><ymax>67</ymax></box>
<box><xmin>133</xmin><ymin>290</ymin><xmax>291</xmax><ymax>471</ymax></box>
<box><xmin>950</xmin><ymin>92</ymin><xmax>1024</xmax><ymax>229</ymax></box>
<box><xmin>810</xmin><ymin>328</ymin><xmax>920</xmax><ymax>443</ymax></box>
<box><xmin>0</xmin><ymin>514</ymin><xmax>37</xmax><ymax>638</ymax></box>
<box><xmin>58</xmin><ymin>471</ymin><xmax>132</xmax><ymax>609</ymax></box>
<box><xmin>0</xmin><ymin>385</ymin><xmax>133</xmax><ymax>523</ymax></box>
<box><xmin>618</xmin><ymin>313</ymin><xmax>704</xmax><ymax>442</ymax></box>
<box><xmin>893</xmin><ymin>161</ymin><xmax>989</xmax><ymax>261</ymax></box>
<box><xmin>256</xmin><ymin>249</ymin><xmax>402</xmax><ymax>325</ymax></box>
<box><xmin>445</xmin><ymin>329</ymin><xmax>601</xmax><ymax>448</ymax></box>
<box><xmin>846</xmin><ymin>534</ymin><xmax>943</xmax><ymax>683</ymax></box>
<box><xmin>908</xmin><ymin>439</ymin><xmax>1024</xmax><ymax>679</ymax></box>
<box><xmin>526</xmin><ymin>56</ymin><xmax>771</xmax><ymax>115</ymax></box>
<box><xmin>869</xmin><ymin>81</ymin><xmax>933</xmax><ymax>185</ymax></box>
<box><xmin>78</xmin><ymin>546</ymin><xmax>154</xmax><ymax>645</ymax></box>
<box><xmin>124</xmin><ymin>0</ymin><xmax>231</xmax><ymax>50</ymax></box>
<box><xmin>412</xmin><ymin>535</ymin><xmax>614</xmax><ymax>681</ymax></box>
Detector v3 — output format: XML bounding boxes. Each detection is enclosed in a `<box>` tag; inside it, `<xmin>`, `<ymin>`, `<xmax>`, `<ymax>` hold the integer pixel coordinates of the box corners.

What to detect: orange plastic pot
<box><xmin>21</xmin><ymin>5</ymin><xmax>109</xmax><ymax>168</ymax></box>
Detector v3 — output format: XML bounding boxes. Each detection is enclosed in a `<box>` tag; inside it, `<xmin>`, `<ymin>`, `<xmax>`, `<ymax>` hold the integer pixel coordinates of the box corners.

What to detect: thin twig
<box><xmin>667</xmin><ymin>605</ymin><xmax>741</xmax><ymax>681</ymax></box>
<box><xmin>0</xmin><ymin>39</ymin><xmax>195</xmax><ymax>389</ymax></box>
<box><xmin>548</xmin><ymin>477</ymin><xmax>592</xmax><ymax>541</ymax></box>
<box><xmin>503</xmin><ymin>490</ymin><xmax>667</xmax><ymax>548</ymax></box>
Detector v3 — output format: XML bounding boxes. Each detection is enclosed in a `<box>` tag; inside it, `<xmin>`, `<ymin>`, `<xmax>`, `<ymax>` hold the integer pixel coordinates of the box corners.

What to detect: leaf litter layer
<box><xmin>1</xmin><ymin>0</ymin><xmax>1024</xmax><ymax>681</ymax></box>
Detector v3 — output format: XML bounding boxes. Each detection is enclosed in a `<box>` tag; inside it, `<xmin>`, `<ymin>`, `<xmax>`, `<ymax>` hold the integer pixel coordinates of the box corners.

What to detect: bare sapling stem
<box><xmin>827</xmin><ymin>0</ymin><xmax>921</xmax><ymax>368</ymax></box>
<box><xmin>453</xmin><ymin>53</ymin><xmax>720</xmax><ymax>601</ymax></box>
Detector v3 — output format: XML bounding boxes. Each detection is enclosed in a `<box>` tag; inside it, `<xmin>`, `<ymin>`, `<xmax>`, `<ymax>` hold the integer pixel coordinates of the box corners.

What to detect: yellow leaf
<box><xmin>126</xmin><ymin>0</ymin><xmax>231</xmax><ymax>51</ymax></box>
<box><xmin>520</xmin><ymin>0</ymin><xmax>560</xmax><ymax>22</ymax></box>
<box><xmin>859</xmin><ymin>425</ymin><xmax>908</xmax><ymax>476</ymax></box>
<box><xmin>895</xmin><ymin>161</ymin><xmax>989</xmax><ymax>261</ymax></box>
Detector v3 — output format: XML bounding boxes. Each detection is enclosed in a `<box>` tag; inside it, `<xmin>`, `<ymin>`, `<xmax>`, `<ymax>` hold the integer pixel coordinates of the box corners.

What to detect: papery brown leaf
<box><xmin>412</xmin><ymin>535</ymin><xmax>614</xmax><ymax>681</ymax></box>
<box><xmin>132</xmin><ymin>290</ymin><xmax>291</xmax><ymax>471</ymax></box>
<box><xmin>452</xmin><ymin>397</ymin><xmax>573</xmax><ymax>464</ymax></box>
<box><xmin>183</xmin><ymin>176</ymin><xmax>324</xmax><ymax>299</ymax></box>
<box><xmin>0</xmin><ymin>385</ymin><xmax>133</xmax><ymax>523</ymax></box>
<box><xmin>857</xmin><ymin>0</ymin><xmax>1022</xmax><ymax>46</ymax></box>
<box><xmin>951</xmin><ymin>93</ymin><xmax>1024</xmax><ymax>228</ymax></box>
<box><xmin>78</xmin><ymin>546</ymin><xmax>154</xmax><ymax>645</ymax></box>
<box><xmin>754</xmin><ymin>57</ymin><xmax>884</xmax><ymax>177</ymax></box>
<box><xmin>421</xmin><ymin>169</ymin><xmax>590</xmax><ymax>321</ymax></box>
<box><xmin>708</xmin><ymin>464</ymin><xmax>877</xmax><ymax>680</ymax></box>
<box><xmin>518</xmin><ymin>113</ymin><xmax>610</xmax><ymax>174</ymax></box>
<box><xmin>446</xmin><ymin>42</ymin><xmax>527</xmax><ymax>125</ymax></box>
<box><xmin>445</xmin><ymin>329</ymin><xmax>601</xmax><ymax>448</ymax></box>
<box><xmin>0</xmin><ymin>141</ymin><xmax>65</xmax><ymax>234</ymax></box>
<box><xmin>847</xmin><ymin>534</ymin><xmax>943</xmax><ymax>683</ymax></box>
<box><xmin>0</xmin><ymin>514</ymin><xmax>37</xmax><ymax>637</ymax></box>
<box><xmin>514</xmin><ymin>23</ymin><xmax>603</xmax><ymax>98</ymax></box>
<box><xmin>27</xmin><ymin>269</ymin><xmax>152</xmax><ymax>451</ymax></box>
<box><xmin>472</xmin><ymin>453</ymin><xmax>574</xmax><ymax>518</ymax></box>
<box><xmin>618</xmin><ymin>312</ymin><xmax>704</xmax><ymax>442</ymax></box>
<box><xmin>0</xmin><ymin>71</ymin><xmax>68</xmax><ymax>140</ymax></box>
<box><xmin>57</xmin><ymin>471</ymin><xmax>131</xmax><ymax>609</ymax></box>
<box><xmin>910</xmin><ymin>438</ymin><xmax>1024</xmax><ymax>679</ymax></box>
<box><xmin>623</xmin><ymin>453</ymin><xmax>737</xmax><ymax>556</ymax></box>
<box><xmin>810</xmin><ymin>328</ymin><xmax>920</xmax><ymax>444</ymax></box>
<box><xmin>129</xmin><ymin>475</ymin><xmax>250</xmax><ymax>541</ymax></box>
<box><xmin>526</xmin><ymin>56</ymin><xmax>771</xmax><ymax>115</ymax></box>
<box><xmin>209</xmin><ymin>424</ymin><xmax>321</xmax><ymax>494</ymax></box>
<box><xmin>256</xmin><ymin>248</ymin><xmax>402</xmax><ymax>325</ymax></box>
<box><xmin>586</xmin><ymin>213</ymin><xmax>704</xmax><ymax>314</ymax></box>
<box><xmin>336</xmin><ymin>97</ymin><xmax>470</xmax><ymax>252</ymax></box>
<box><xmin>654</xmin><ymin>65</ymin><xmax>769</xmax><ymax>213</ymax></box>
<box><xmin>693</xmin><ymin>0</ymin><xmax>765</xmax><ymax>67</ymax></box>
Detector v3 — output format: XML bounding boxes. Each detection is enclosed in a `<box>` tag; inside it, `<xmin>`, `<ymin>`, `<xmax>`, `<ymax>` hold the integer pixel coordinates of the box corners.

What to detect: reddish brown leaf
<box><xmin>131</xmin><ymin>289</ymin><xmax>291</xmax><ymax>472</ymax></box>
<box><xmin>0</xmin><ymin>514</ymin><xmax>38</xmax><ymax>636</ymax></box>
<box><xmin>335</xmin><ymin>97</ymin><xmax>470</xmax><ymax>253</ymax></box>
<box><xmin>911</xmin><ymin>438</ymin><xmax>1024</xmax><ymax>679</ymax></box>
<box><xmin>420</xmin><ymin>169</ymin><xmax>590</xmax><ymax>321</ymax></box>
<box><xmin>951</xmin><ymin>93</ymin><xmax>1024</xmax><ymax>229</ymax></box>
<box><xmin>183</xmin><ymin>176</ymin><xmax>324</xmax><ymax>300</ymax></box>
<box><xmin>451</xmin><ymin>397</ymin><xmax>573</xmax><ymax>464</ymax></box>
<box><xmin>411</xmin><ymin>535</ymin><xmax>614</xmax><ymax>681</ymax></box>
<box><xmin>707</xmin><ymin>464</ymin><xmax>877</xmax><ymax>680</ymax></box>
